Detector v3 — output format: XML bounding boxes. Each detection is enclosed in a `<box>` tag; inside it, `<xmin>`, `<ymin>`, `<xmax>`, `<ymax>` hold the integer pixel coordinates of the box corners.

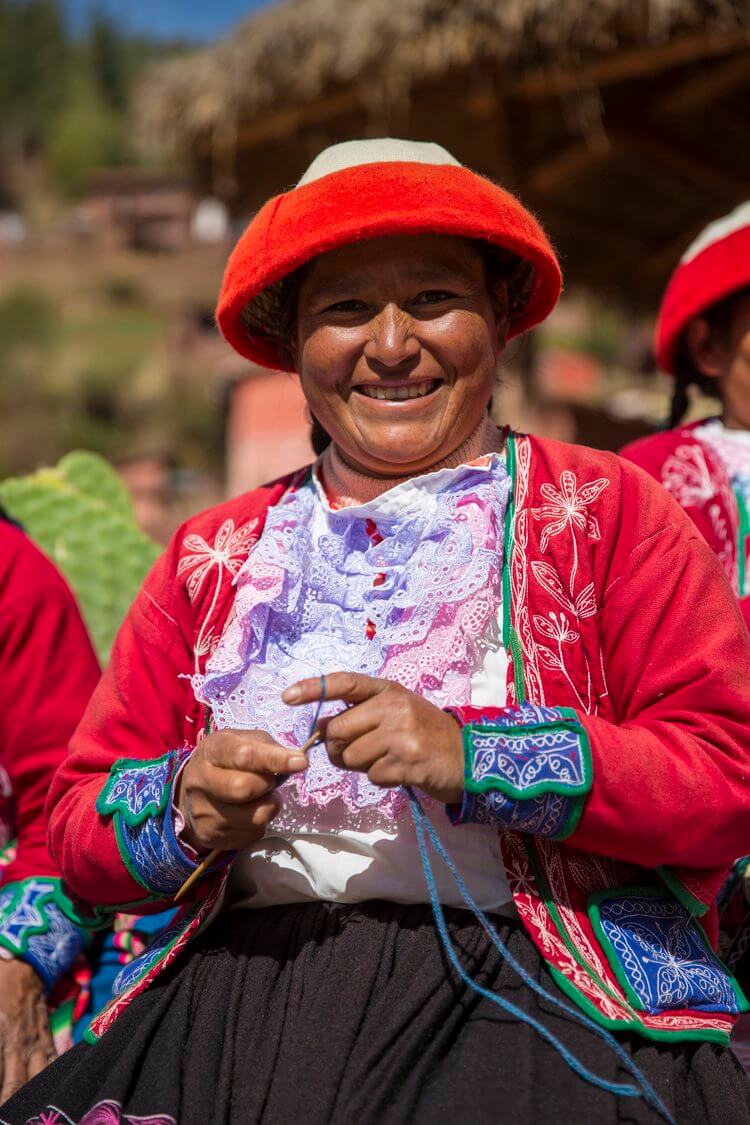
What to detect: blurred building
<box><xmin>74</xmin><ymin>169</ymin><xmax>196</xmax><ymax>252</ymax></box>
<box><xmin>226</xmin><ymin>368</ymin><xmax>312</xmax><ymax>496</ymax></box>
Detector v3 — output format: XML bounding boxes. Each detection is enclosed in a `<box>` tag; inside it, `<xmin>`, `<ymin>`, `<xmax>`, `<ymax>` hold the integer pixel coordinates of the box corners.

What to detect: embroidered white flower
<box><xmin>177</xmin><ymin>518</ymin><xmax>259</xmax><ymax>603</ymax></box>
<box><xmin>531</xmin><ymin>471</ymin><xmax>609</xmax><ymax>553</ymax></box>
<box><xmin>533</xmin><ymin>611</ymin><xmax>580</xmax><ymax>644</ymax></box>
<box><xmin>177</xmin><ymin>518</ymin><xmax>259</xmax><ymax>673</ymax></box>
<box><xmin>527</xmin><ymin>470</ymin><xmax>608</xmax><ymax>713</ymax></box>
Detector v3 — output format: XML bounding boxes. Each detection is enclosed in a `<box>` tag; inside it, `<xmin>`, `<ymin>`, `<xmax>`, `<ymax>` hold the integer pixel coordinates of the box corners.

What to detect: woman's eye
<box><xmin>324</xmin><ymin>299</ymin><xmax>368</xmax><ymax>313</ymax></box>
<box><xmin>413</xmin><ymin>290</ymin><xmax>455</xmax><ymax>305</ymax></box>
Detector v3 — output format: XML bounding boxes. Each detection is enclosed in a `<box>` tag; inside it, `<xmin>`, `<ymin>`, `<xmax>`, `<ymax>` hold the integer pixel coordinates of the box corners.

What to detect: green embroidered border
<box><xmin>503</xmin><ymin>432</ymin><xmax>526</xmax><ymax>704</ymax></box>
<box><xmin>656</xmin><ymin>866</ymin><xmax>708</xmax><ymax>918</ymax></box>
<box><xmin>588</xmin><ymin>886</ymin><xmax>749</xmax><ymax>1017</ymax></box>
<box><xmin>86</xmin><ymin>892</ymin><xmax>169</xmax><ymax>926</ymax></box>
<box><xmin>525</xmin><ymin>837</ymin><xmax>628</xmax><ymax>1007</ymax></box>
<box><xmin>548</xmin><ymin>966</ymin><xmax>731</xmax><ymax>1046</ymax></box>
<box><xmin>501</xmin><ymin>437</ymin><xmax>734</xmax><ymax>1042</ymax></box>
<box><xmin>95</xmin><ymin>752</ymin><xmax>175</xmax><ymax>828</ymax></box>
<box><xmin>462</xmin><ymin>711</ymin><xmax>593</xmax><ymax>801</ymax></box>
<box><xmin>110</xmin><ymin>814</ymin><xmax>171</xmax><ymax>897</ymax></box>
<box><xmin>0</xmin><ymin>878</ymin><xmax>94</xmax><ymax>957</ymax></box>
<box><xmin>735</xmin><ymin>485</ymin><xmax>750</xmax><ymax>597</ymax></box>
<box><xmin>551</xmin><ymin>789</ymin><xmax>587</xmax><ymax>842</ymax></box>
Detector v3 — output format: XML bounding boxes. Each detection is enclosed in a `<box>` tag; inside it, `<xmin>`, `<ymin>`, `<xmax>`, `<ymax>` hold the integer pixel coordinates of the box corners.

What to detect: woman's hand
<box><xmin>175</xmin><ymin>730</ymin><xmax>308</xmax><ymax>853</ymax></box>
<box><xmin>0</xmin><ymin>958</ymin><xmax>56</xmax><ymax>1100</ymax></box>
<box><xmin>283</xmin><ymin>674</ymin><xmax>464</xmax><ymax>804</ymax></box>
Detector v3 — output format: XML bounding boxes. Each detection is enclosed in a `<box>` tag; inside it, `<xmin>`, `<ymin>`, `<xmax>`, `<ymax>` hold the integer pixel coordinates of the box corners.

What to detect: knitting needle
<box><xmin>173</xmin><ymin>727</ymin><xmax>321</xmax><ymax>903</ymax></box>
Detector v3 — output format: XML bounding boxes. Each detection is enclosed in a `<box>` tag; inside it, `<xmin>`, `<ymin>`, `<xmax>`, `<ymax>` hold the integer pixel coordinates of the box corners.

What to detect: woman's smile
<box><xmin>351</xmin><ymin>377</ymin><xmax>444</xmax><ymax>404</ymax></box>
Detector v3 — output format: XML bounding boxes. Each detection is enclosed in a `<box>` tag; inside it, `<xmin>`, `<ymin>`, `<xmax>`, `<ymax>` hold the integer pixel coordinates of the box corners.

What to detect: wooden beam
<box><xmin>642</xmin><ymin>227</ymin><xmax>702</xmax><ymax>281</ymax></box>
<box><xmin>656</xmin><ymin>51</ymin><xmax>750</xmax><ymax>115</ymax></box>
<box><xmin>511</xmin><ymin>28</ymin><xmax>749</xmax><ymax>102</ymax></box>
<box><xmin>608</xmin><ymin>125</ymin><xmax>747</xmax><ymax>198</ymax></box>
<box><xmin>526</xmin><ymin>138</ymin><xmax>611</xmax><ymax>196</ymax></box>
<box><xmin>539</xmin><ymin>204</ymin><xmax>652</xmax><ymax>267</ymax></box>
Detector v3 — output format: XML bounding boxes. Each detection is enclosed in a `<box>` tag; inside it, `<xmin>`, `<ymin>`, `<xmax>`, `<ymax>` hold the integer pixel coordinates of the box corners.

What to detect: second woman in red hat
<box><xmin>622</xmin><ymin>202</ymin><xmax>750</xmax><ymax>627</ymax></box>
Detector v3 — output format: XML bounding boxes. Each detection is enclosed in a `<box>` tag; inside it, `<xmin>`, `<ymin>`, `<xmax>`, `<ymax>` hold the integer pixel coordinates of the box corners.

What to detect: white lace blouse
<box><xmin>194</xmin><ymin>455</ymin><xmax>514</xmax><ymax>913</ymax></box>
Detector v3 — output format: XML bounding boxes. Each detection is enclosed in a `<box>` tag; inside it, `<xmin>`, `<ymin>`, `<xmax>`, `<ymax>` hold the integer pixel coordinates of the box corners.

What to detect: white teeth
<box><xmin>360</xmin><ymin>381</ymin><xmax>437</xmax><ymax>401</ymax></box>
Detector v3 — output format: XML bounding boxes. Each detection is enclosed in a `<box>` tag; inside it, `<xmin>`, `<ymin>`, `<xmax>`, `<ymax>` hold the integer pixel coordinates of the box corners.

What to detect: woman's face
<box><xmin>719</xmin><ymin>294</ymin><xmax>750</xmax><ymax>430</ymax></box>
<box><xmin>293</xmin><ymin>234</ymin><xmax>508</xmax><ymax>475</ymax></box>
<box><xmin>688</xmin><ymin>291</ymin><xmax>750</xmax><ymax>430</ymax></box>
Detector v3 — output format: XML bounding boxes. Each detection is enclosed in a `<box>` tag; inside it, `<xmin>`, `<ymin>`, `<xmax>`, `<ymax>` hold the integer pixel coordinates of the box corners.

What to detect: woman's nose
<box><xmin>363</xmin><ymin>304</ymin><xmax>420</xmax><ymax>371</ymax></box>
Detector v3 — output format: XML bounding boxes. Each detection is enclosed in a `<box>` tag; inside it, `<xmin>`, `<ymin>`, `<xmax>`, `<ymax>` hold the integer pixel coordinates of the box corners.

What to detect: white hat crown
<box><xmin>681</xmin><ymin>200</ymin><xmax>750</xmax><ymax>264</ymax></box>
<box><xmin>297</xmin><ymin>138</ymin><xmax>462</xmax><ymax>187</ymax></box>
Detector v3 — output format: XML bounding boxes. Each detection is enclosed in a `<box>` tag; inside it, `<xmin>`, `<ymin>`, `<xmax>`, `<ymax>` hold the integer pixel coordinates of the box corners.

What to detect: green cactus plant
<box><xmin>0</xmin><ymin>452</ymin><xmax>160</xmax><ymax>664</ymax></box>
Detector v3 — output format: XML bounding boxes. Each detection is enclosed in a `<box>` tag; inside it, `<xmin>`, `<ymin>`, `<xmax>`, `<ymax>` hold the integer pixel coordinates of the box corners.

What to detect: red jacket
<box><xmin>0</xmin><ymin>518</ymin><xmax>100</xmax><ymax>991</ymax></box>
<box><xmin>49</xmin><ymin>435</ymin><xmax>750</xmax><ymax>1044</ymax></box>
<box><xmin>621</xmin><ymin>421</ymin><xmax>750</xmax><ymax>628</ymax></box>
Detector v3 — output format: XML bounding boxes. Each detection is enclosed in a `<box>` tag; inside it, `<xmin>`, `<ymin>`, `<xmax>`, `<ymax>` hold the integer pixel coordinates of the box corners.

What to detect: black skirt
<box><xmin>2</xmin><ymin>901</ymin><xmax>748</xmax><ymax>1125</ymax></box>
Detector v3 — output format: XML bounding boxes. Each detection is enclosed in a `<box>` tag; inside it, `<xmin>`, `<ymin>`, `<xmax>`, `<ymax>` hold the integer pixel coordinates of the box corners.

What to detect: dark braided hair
<box><xmin>275</xmin><ymin>242</ymin><xmax>526</xmax><ymax>455</ymax></box>
<box><xmin>668</xmin><ymin>285</ymin><xmax>750</xmax><ymax>428</ymax></box>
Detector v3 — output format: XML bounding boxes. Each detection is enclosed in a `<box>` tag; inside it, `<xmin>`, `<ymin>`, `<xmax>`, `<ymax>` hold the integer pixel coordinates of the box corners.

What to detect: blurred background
<box><xmin>0</xmin><ymin>0</ymin><xmax>748</xmax><ymax>542</ymax></box>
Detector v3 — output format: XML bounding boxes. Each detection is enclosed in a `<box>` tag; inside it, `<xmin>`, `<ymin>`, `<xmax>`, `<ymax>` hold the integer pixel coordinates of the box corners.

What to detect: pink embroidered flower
<box><xmin>25</xmin><ymin>1103</ymin><xmax>176</xmax><ymax>1125</ymax></box>
<box><xmin>177</xmin><ymin>518</ymin><xmax>259</xmax><ymax>604</ymax></box>
<box><xmin>531</xmin><ymin>471</ymin><xmax>609</xmax><ymax>553</ymax></box>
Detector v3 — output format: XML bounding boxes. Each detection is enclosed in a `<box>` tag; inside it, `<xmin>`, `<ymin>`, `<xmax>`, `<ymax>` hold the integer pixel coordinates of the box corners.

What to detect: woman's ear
<box><xmin>685</xmin><ymin>317</ymin><xmax>727</xmax><ymax>381</ymax></box>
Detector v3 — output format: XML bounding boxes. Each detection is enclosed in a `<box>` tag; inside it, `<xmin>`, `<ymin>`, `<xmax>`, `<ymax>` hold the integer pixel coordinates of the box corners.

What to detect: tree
<box><xmin>88</xmin><ymin>9</ymin><xmax>128</xmax><ymax>111</ymax></box>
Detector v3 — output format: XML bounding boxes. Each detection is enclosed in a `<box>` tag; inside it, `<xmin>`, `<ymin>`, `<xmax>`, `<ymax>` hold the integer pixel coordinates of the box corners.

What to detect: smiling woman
<box><xmin>7</xmin><ymin>140</ymin><xmax>750</xmax><ymax>1125</ymax></box>
<box><xmin>293</xmin><ymin>235</ymin><xmax>507</xmax><ymax>473</ymax></box>
<box><xmin>276</xmin><ymin>235</ymin><xmax>521</xmax><ymax>459</ymax></box>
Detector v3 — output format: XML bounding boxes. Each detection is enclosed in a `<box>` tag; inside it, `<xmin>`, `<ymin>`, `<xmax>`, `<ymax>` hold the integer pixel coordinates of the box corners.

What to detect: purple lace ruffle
<box><xmin>194</xmin><ymin>458</ymin><xmax>510</xmax><ymax>818</ymax></box>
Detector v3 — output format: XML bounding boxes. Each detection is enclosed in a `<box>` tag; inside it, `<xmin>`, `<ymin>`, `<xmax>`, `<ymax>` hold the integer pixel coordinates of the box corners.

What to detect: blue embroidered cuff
<box><xmin>447</xmin><ymin>703</ymin><xmax>592</xmax><ymax>840</ymax></box>
<box><xmin>0</xmin><ymin>878</ymin><xmax>89</xmax><ymax>993</ymax></box>
<box><xmin>96</xmin><ymin>749</ymin><xmax>217</xmax><ymax>898</ymax></box>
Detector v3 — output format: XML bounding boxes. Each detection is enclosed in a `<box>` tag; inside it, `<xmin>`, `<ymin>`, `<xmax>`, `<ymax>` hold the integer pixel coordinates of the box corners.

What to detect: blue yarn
<box><xmin>276</xmin><ymin>675</ymin><xmax>327</xmax><ymax>791</ymax></box>
<box><xmin>406</xmin><ymin>788</ymin><xmax>674</xmax><ymax>1124</ymax></box>
<box><xmin>309</xmin><ymin>674</ymin><xmax>327</xmax><ymax>740</ymax></box>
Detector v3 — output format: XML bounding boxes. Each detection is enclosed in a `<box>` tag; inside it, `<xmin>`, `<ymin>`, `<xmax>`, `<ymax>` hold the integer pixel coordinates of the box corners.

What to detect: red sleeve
<box><xmin>46</xmin><ymin>528</ymin><xmax>201</xmax><ymax>910</ymax></box>
<box><xmin>452</xmin><ymin>471</ymin><xmax>750</xmax><ymax>873</ymax></box>
<box><xmin>569</xmin><ymin>518</ymin><xmax>750</xmax><ymax>869</ymax></box>
<box><xmin>0</xmin><ymin>529</ymin><xmax>100</xmax><ymax>887</ymax></box>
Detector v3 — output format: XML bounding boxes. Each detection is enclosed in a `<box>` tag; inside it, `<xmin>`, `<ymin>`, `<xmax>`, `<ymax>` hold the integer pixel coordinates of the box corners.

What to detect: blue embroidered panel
<box><xmin>96</xmin><ymin>753</ymin><xmax>177</xmax><ymax>827</ymax></box>
<box><xmin>595</xmin><ymin>892</ymin><xmax>741</xmax><ymax>1015</ymax></box>
<box><xmin>0</xmin><ymin>879</ymin><xmax>88</xmax><ymax>992</ymax></box>
<box><xmin>98</xmin><ymin>749</ymin><xmax>208</xmax><ymax>897</ymax></box>
<box><xmin>468</xmin><ymin>722</ymin><xmax>589</xmax><ymax>798</ymax></box>
<box><xmin>111</xmin><ymin>913</ymin><xmax>187</xmax><ymax>997</ymax></box>
<box><xmin>116</xmin><ymin>802</ymin><xmax>200</xmax><ymax>897</ymax></box>
<box><xmin>452</xmin><ymin>788</ymin><xmax>578</xmax><ymax>839</ymax></box>
<box><xmin>449</xmin><ymin>705</ymin><xmax>590</xmax><ymax>839</ymax></box>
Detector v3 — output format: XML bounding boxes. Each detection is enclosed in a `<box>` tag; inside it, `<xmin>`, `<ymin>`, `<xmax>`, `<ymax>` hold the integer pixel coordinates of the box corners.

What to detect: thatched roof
<box><xmin>140</xmin><ymin>0</ymin><xmax>748</xmax><ymax>156</ymax></box>
<box><xmin>138</xmin><ymin>0</ymin><xmax>750</xmax><ymax>306</ymax></box>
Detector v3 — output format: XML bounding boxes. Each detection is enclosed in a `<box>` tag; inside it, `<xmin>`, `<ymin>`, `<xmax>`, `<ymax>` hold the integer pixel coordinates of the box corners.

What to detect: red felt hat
<box><xmin>656</xmin><ymin>201</ymin><xmax>750</xmax><ymax>375</ymax></box>
<box><xmin>215</xmin><ymin>139</ymin><xmax>562</xmax><ymax>370</ymax></box>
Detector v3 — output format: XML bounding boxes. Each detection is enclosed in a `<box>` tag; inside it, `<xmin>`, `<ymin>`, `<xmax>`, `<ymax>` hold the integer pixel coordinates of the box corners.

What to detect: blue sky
<box><xmin>64</xmin><ymin>0</ymin><xmax>275</xmax><ymax>41</ymax></box>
